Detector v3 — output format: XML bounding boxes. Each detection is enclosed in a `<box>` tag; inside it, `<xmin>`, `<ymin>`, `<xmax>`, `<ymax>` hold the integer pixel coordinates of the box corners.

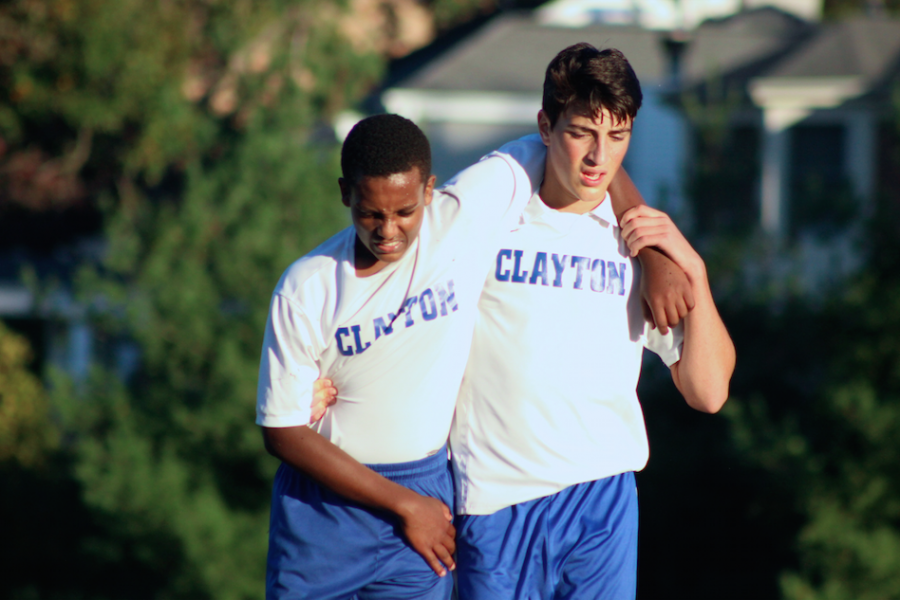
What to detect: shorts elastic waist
<box><xmin>365</xmin><ymin>444</ymin><xmax>449</xmax><ymax>484</ymax></box>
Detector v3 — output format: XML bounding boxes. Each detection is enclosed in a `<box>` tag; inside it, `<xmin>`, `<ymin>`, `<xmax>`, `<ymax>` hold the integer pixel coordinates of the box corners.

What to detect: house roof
<box><xmin>396</xmin><ymin>12</ymin><xmax>666</xmax><ymax>91</ymax></box>
<box><xmin>747</xmin><ymin>16</ymin><xmax>900</xmax><ymax>121</ymax></box>
<box><xmin>391</xmin><ymin>7</ymin><xmax>814</xmax><ymax>93</ymax></box>
<box><xmin>680</xmin><ymin>8</ymin><xmax>812</xmax><ymax>84</ymax></box>
<box><xmin>764</xmin><ymin>16</ymin><xmax>900</xmax><ymax>84</ymax></box>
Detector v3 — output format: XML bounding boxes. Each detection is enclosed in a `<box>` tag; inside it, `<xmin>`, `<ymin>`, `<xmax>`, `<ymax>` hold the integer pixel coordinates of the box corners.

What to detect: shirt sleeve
<box><xmin>256</xmin><ymin>293</ymin><xmax>321</xmax><ymax>427</ymax></box>
<box><xmin>643</xmin><ymin>321</ymin><xmax>684</xmax><ymax>367</ymax></box>
<box><xmin>439</xmin><ymin>134</ymin><xmax>546</xmax><ymax>237</ymax></box>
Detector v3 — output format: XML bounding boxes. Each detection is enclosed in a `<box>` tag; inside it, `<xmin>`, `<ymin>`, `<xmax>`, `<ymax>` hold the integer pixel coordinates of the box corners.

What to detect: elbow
<box><xmin>685</xmin><ymin>383</ymin><xmax>730</xmax><ymax>414</ymax></box>
<box><xmin>261</xmin><ymin>427</ymin><xmax>282</xmax><ymax>459</ymax></box>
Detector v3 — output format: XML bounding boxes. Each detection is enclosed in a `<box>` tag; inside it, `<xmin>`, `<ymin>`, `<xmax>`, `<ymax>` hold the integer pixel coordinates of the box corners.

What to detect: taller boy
<box><xmin>450</xmin><ymin>44</ymin><xmax>736</xmax><ymax>599</ymax></box>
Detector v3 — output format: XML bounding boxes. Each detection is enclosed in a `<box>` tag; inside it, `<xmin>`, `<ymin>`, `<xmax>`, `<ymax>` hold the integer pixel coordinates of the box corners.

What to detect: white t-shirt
<box><xmin>256</xmin><ymin>137</ymin><xmax>545</xmax><ymax>465</ymax></box>
<box><xmin>451</xmin><ymin>191</ymin><xmax>684</xmax><ymax>515</ymax></box>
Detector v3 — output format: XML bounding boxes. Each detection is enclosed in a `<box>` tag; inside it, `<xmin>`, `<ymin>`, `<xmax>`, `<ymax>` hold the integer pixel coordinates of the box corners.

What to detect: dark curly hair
<box><xmin>340</xmin><ymin>114</ymin><xmax>432</xmax><ymax>186</ymax></box>
<box><xmin>542</xmin><ymin>44</ymin><xmax>642</xmax><ymax>128</ymax></box>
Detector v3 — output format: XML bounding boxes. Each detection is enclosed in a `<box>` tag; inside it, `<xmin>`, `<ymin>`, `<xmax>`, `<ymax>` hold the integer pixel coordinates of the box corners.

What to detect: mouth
<box><xmin>373</xmin><ymin>239</ymin><xmax>404</xmax><ymax>254</ymax></box>
<box><xmin>580</xmin><ymin>171</ymin><xmax>605</xmax><ymax>187</ymax></box>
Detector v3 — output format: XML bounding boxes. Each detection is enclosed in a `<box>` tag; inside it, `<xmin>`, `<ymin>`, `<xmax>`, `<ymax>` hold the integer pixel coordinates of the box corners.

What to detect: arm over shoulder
<box><xmin>439</xmin><ymin>134</ymin><xmax>546</xmax><ymax>234</ymax></box>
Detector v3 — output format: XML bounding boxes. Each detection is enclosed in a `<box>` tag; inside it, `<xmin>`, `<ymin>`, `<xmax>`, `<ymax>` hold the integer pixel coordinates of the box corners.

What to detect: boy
<box><xmin>450</xmin><ymin>44</ymin><xmax>736</xmax><ymax>599</ymax></box>
<box><xmin>256</xmin><ymin>114</ymin><xmax>542</xmax><ymax>599</ymax></box>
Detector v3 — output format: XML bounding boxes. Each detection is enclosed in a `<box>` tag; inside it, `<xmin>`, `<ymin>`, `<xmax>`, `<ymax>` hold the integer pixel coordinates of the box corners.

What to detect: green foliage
<box><xmin>0</xmin><ymin>321</ymin><xmax>57</xmax><ymax>467</ymax></box>
<box><xmin>60</xmin><ymin>116</ymin><xmax>347</xmax><ymax>598</ymax></box>
<box><xmin>822</xmin><ymin>0</ymin><xmax>900</xmax><ymax>19</ymax></box>
<box><xmin>2</xmin><ymin>0</ymin><xmax>384</xmax><ymax>597</ymax></box>
<box><xmin>725</xmin><ymin>273</ymin><xmax>900</xmax><ymax>599</ymax></box>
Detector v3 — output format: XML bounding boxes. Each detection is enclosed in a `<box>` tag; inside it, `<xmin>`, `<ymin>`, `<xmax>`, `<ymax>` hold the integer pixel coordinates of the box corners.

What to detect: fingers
<box><xmin>422</xmin><ymin>530</ymin><xmax>457</xmax><ymax>577</ymax></box>
<box><xmin>683</xmin><ymin>286</ymin><xmax>696</xmax><ymax>311</ymax></box>
<box><xmin>641</xmin><ymin>299</ymin><xmax>656</xmax><ymax>330</ymax></box>
<box><xmin>312</xmin><ymin>378</ymin><xmax>337</xmax><ymax>403</ymax></box>
<box><xmin>309</xmin><ymin>378</ymin><xmax>337</xmax><ymax>424</ymax></box>
<box><xmin>649</xmin><ymin>299</ymin><xmax>669</xmax><ymax>335</ymax></box>
<box><xmin>620</xmin><ymin>204</ymin><xmax>662</xmax><ymax>224</ymax></box>
<box><xmin>423</xmin><ymin>549</ymin><xmax>448</xmax><ymax>577</ymax></box>
<box><xmin>435</xmin><ymin>532</ymin><xmax>457</xmax><ymax>572</ymax></box>
<box><xmin>676</xmin><ymin>295</ymin><xmax>690</xmax><ymax>320</ymax></box>
<box><xmin>309</xmin><ymin>402</ymin><xmax>326</xmax><ymax>424</ymax></box>
<box><xmin>622</xmin><ymin>224</ymin><xmax>671</xmax><ymax>257</ymax></box>
<box><xmin>664</xmin><ymin>302</ymin><xmax>681</xmax><ymax>332</ymax></box>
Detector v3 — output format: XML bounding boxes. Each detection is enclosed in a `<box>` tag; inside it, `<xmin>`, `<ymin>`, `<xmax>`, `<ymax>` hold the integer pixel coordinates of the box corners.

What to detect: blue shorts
<box><xmin>456</xmin><ymin>472</ymin><xmax>638</xmax><ymax>600</ymax></box>
<box><xmin>266</xmin><ymin>447</ymin><xmax>455</xmax><ymax>600</ymax></box>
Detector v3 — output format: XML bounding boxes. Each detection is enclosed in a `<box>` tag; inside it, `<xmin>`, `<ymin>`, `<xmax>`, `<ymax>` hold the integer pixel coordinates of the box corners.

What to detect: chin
<box><xmin>375</xmin><ymin>249</ymin><xmax>406</xmax><ymax>263</ymax></box>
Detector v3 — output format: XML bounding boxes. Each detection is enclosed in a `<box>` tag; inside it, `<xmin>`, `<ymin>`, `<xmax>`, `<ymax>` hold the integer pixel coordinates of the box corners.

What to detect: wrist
<box><xmin>684</xmin><ymin>255</ymin><xmax>706</xmax><ymax>283</ymax></box>
<box><xmin>388</xmin><ymin>487</ymin><xmax>420</xmax><ymax>520</ymax></box>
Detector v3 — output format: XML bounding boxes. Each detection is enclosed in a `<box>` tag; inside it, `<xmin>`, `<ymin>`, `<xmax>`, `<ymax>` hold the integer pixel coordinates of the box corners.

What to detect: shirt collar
<box><xmin>518</xmin><ymin>191</ymin><xmax>614</xmax><ymax>229</ymax></box>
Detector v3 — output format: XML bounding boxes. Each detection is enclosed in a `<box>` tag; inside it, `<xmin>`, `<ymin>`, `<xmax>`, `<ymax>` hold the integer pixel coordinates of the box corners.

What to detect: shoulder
<box><xmin>273</xmin><ymin>227</ymin><xmax>352</xmax><ymax>307</ymax></box>
<box><xmin>439</xmin><ymin>152</ymin><xmax>518</xmax><ymax>203</ymax></box>
<box><xmin>440</xmin><ymin>134</ymin><xmax>544</xmax><ymax>203</ymax></box>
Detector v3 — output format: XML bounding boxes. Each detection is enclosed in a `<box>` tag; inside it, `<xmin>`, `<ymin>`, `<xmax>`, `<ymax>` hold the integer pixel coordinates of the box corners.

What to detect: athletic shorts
<box><xmin>266</xmin><ymin>446</ymin><xmax>455</xmax><ymax>600</ymax></box>
<box><xmin>456</xmin><ymin>472</ymin><xmax>638</xmax><ymax>600</ymax></box>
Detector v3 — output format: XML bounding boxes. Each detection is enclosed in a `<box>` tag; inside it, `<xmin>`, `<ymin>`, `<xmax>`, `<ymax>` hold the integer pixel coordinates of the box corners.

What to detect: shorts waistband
<box><xmin>364</xmin><ymin>444</ymin><xmax>449</xmax><ymax>484</ymax></box>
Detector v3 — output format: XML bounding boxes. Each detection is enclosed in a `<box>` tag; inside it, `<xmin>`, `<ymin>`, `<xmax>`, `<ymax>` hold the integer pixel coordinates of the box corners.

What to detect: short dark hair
<box><xmin>542</xmin><ymin>44</ymin><xmax>642</xmax><ymax>128</ymax></box>
<box><xmin>340</xmin><ymin>114</ymin><xmax>431</xmax><ymax>186</ymax></box>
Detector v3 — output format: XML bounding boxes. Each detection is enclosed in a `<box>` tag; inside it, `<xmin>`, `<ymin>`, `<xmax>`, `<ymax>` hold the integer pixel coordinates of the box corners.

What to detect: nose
<box><xmin>378</xmin><ymin>217</ymin><xmax>400</xmax><ymax>239</ymax></box>
<box><xmin>585</xmin><ymin>137</ymin><xmax>607</xmax><ymax>167</ymax></box>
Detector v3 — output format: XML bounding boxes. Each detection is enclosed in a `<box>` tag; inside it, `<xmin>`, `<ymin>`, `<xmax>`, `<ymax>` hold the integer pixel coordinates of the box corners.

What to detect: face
<box><xmin>340</xmin><ymin>167</ymin><xmax>436</xmax><ymax>270</ymax></box>
<box><xmin>538</xmin><ymin>105</ymin><xmax>632</xmax><ymax>209</ymax></box>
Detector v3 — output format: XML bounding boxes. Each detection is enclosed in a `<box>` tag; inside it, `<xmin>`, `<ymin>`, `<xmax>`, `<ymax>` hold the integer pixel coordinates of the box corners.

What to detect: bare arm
<box><xmin>608</xmin><ymin>168</ymin><xmax>695</xmax><ymax>333</ymax></box>
<box><xmin>262</xmin><ymin>426</ymin><xmax>456</xmax><ymax>576</ymax></box>
<box><xmin>619</xmin><ymin>205</ymin><xmax>735</xmax><ymax>413</ymax></box>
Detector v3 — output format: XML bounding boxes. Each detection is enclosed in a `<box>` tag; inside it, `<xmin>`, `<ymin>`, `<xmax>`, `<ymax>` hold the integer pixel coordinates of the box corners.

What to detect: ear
<box><xmin>338</xmin><ymin>177</ymin><xmax>352</xmax><ymax>208</ymax></box>
<box><xmin>537</xmin><ymin>110</ymin><xmax>552</xmax><ymax>146</ymax></box>
<box><xmin>423</xmin><ymin>174</ymin><xmax>437</xmax><ymax>206</ymax></box>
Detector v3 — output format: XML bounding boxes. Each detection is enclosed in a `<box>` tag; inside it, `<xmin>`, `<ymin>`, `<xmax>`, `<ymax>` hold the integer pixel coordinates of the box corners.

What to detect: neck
<box><xmin>353</xmin><ymin>236</ymin><xmax>388</xmax><ymax>277</ymax></box>
<box><xmin>538</xmin><ymin>175</ymin><xmax>606</xmax><ymax>215</ymax></box>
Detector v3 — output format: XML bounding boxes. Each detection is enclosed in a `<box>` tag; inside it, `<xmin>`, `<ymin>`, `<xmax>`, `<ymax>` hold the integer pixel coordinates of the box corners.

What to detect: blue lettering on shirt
<box><xmin>496</xmin><ymin>249</ymin><xmax>512</xmax><ymax>282</ymax></box>
<box><xmin>351</xmin><ymin>324</ymin><xmax>370</xmax><ymax>354</ymax></box>
<box><xmin>493</xmin><ymin>249</ymin><xmax>628</xmax><ymax>297</ymax></box>
<box><xmin>571</xmin><ymin>256</ymin><xmax>591</xmax><ymax>289</ymax></box>
<box><xmin>420</xmin><ymin>289</ymin><xmax>438</xmax><ymax>321</ymax></box>
<box><xmin>511</xmin><ymin>250</ymin><xmax>528</xmax><ymax>283</ymax></box>
<box><xmin>373</xmin><ymin>313</ymin><xmax>396</xmax><ymax>339</ymax></box>
<box><xmin>551</xmin><ymin>254</ymin><xmax>568</xmax><ymax>287</ymax></box>
<box><xmin>529</xmin><ymin>252</ymin><xmax>549</xmax><ymax>286</ymax></box>
<box><xmin>335</xmin><ymin>327</ymin><xmax>354</xmax><ymax>356</ymax></box>
<box><xmin>607</xmin><ymin>261</ymin><xmax>627</xmax><ymax>296</ymax></box>
<box><xmin>436</xmin><ymin>281</ymin><xmax>458</xmax><ymax>314</ymax></box>
<box><xmin>401</xmin><ymin>296</ymin><xmax>418</xmax><ymax>328</ymax></box>
<box><xmin>337</xmin><ymin>279</ymin><xmax>458</xmax><ymax>359</ymax></box>
<box><xmin>590</xmin><ymin>259</ymin><xmax>606</xmax><ymax>292</ymax></box>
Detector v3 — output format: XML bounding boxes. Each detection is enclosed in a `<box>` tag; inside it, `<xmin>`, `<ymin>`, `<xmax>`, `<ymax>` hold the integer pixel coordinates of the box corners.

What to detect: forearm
<box><xmin>608</xmin><ymin>167</ymin><xmax>644</xmax><ymax>219</ymax></box>
<box><xmin>262</xmin><ymin>425</ymin><xmax>418</xmax><ymax>516</ymax></box>
<box><xmin>670</xmin><ymin>261</ymin><xmax>736</xmax><ymax>413</ymax></box>
<box><xmin>612</xmin><ymin>169</ymin><xmax>694</xmax><ymax>330</ymax></box>
<box><xmin>609</xmin><ymin>169</ymin><xmax>671</xmax><ymax>292</ymax></box>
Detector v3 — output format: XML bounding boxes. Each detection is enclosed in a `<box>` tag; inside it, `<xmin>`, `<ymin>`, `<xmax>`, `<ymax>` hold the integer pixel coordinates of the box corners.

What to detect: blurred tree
<box><xmin>714</xmin><ymin>94</ymin><xmax>900</xmax><ymax>598</ymax></box>
<box><xmin>822</xmin><ymin>0</ymin><xmax>900</xmax><ymax>19</ymax></box>
<box><xmin>0</xmin><ymin>321</ymin><xmax>56</xmax><ymax>467</ymax></box>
